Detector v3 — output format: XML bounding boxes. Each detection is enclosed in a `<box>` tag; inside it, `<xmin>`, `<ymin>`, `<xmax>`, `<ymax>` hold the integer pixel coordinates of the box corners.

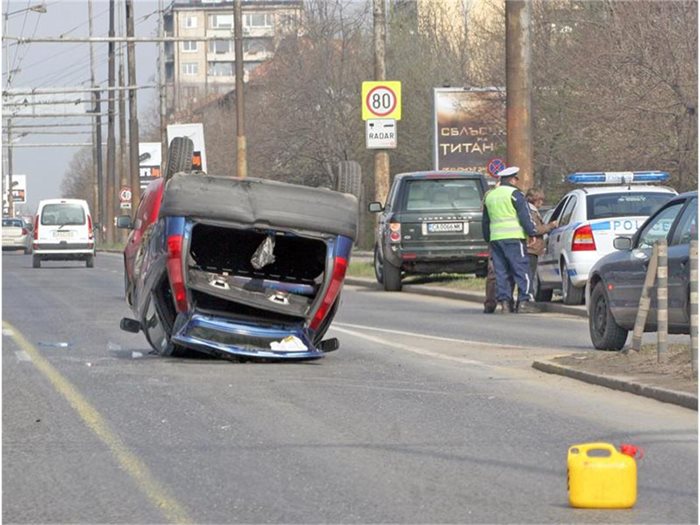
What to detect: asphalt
<box><xmin>346</xmin><ymin>251</ymin><xmax>697</xmax><ymax>411</ymax></box>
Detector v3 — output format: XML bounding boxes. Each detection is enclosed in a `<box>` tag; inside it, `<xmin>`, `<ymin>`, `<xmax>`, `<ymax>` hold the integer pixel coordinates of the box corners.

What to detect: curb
<box><xmin>532</xmin><ymin>360</ymin><xmax>698</xmax><ymax>411</ymax></box>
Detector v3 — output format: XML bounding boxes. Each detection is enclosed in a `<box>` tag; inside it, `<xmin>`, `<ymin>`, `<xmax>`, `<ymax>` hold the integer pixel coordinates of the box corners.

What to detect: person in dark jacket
<box><xmin>482</xmin><ymin>167</ymin><xmax>551</xmax><ymax>314</ymax></box>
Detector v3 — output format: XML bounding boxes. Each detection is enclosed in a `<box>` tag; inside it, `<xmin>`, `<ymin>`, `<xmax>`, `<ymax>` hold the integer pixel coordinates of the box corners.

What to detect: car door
<box><xmin>609</xmin><ymin>200</ymin><xmax>686</xmax><ymax>327</ymax></box>
<box><xmin>544</xmin><ymin>195</ymin><xmax>578</xmax><ymax>285</ymax></box>
<box><xmin>538</xmin><ymin>195</ymin><xmax>570</xmax><ymax>285</ymax></box>
<box><xmin>667</xmin><ymin>197</ymin><xmax>697</xmax><ymax>329</ymax></box>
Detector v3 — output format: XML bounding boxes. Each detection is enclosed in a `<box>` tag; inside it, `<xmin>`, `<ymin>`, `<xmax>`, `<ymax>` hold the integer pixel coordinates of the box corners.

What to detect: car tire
<box><xmin>373</xmin><ymin>246</ymin><xmax>384</xmax><ymax>284</ymax></box>
<box><xmin>561</xmin><ymin>263</ymin><xmax>585</xmax><ymax>305</ymax></box>
<box><xmin>335</xmin><ymin>161</ymin><xmax>362</xmax><ymax>199</ymax></box>
<box><xmin>589</xmin><ymin>281</ymin><xmax>628</xmax><ymax>350</ymax></box>
<box><xmin>383</xmin><ymin>259</ymin><xmax>402</xmax><ymax>292</ymax></box>
<box><xmin>32</xmin><ymin>255</ymin><xmax>41</xmax><ymax>268</ymax></box>
<box><xmin>533</xmin><ymin>271</ymin><xmax>553</xmax><ymax>302</ymax></box>
<box><xmin>86</xmin><ymin>254</ymin><xmax>94</xmax><ymax>268</ymax></box>
<box><xmin>165</xmin><ymin>136</ymin><xmax>194</xmax><ymax>180</ymax></box>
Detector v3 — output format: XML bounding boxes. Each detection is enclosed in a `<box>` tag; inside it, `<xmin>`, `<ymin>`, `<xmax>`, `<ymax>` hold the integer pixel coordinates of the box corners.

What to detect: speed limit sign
<box><xmin>362</xmin><ymin>81</ymin><xmax>402</xmax><ymax>120</ymax></box>
<box><xmin>119</xmin><ymin>186</ymin><xmax>132</xmax><ymax>203</ymax></box>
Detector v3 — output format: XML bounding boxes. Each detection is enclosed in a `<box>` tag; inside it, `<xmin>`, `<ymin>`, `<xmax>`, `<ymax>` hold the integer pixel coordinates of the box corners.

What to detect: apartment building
<box><xmin>164</xmin><ymin>0</ymin><xmax>302</xmax><ymax>114</ymax></box>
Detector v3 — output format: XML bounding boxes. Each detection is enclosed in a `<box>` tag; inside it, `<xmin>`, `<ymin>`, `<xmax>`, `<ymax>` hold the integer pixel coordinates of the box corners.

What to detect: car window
<box><xmin>2</xmin><ymin>219</ymin><xmax>23</xmax><ymax>227</ymax></box>
<box><xmin>586</xmin><ymin>192</ymin><xmax>674</xmax><ymax>220</ymax></box>
<box><xmin>404</xmin><ymin>179</ymin><xmax>482</xmax><ymax>211</ymax></box>
<box><xmin>671</xmin><ymin>198</ymin><xmax>698</xmax><ymax>246</ymax></box>
<box><xmin>548</xmin><ymin>196</ymin><xmax>569</xmax><ymax>223</ymax></box>
<box><xmin>558</xmin><ymin>195</ymin><xmax>578</xmax><ymax>226</ymax></box>
<box><xmin>636</xmin><ymin>202</ymin><xmax>685</xmax><ymax>249</ymax></box>
<box><xmin>41</xmin><ymin>203</ymin><xmax>86</xmax><ymax>226</ymax></box>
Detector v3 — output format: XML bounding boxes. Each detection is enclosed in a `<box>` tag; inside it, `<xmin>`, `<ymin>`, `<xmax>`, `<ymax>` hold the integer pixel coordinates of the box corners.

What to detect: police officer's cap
<box><xmin>496</xmin><ymin>166</ymin><xmax>520</xmax><ymax>178</ymax></box>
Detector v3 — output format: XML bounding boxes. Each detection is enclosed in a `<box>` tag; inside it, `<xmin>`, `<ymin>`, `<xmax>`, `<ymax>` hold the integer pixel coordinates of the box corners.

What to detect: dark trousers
<box><xmin>490</xmin><ymin>239</ymin><xmax>532</xmax><ymax>304</ymax></box>
<box><xmin>484</xmin><ymin>252</ymin><xmax>514</xmax><ymax>310</ymax></box>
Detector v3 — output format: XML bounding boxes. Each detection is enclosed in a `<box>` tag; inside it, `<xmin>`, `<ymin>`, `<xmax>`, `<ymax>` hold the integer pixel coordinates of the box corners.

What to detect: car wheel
<box><xmin>373</xmin><ymin>246</ymin><xmax>384</xmax><ymax>284</ymax></box>
<box><xmin>165</xmin><ymin>136</ymin><xmax>194</xmax><ymax>180</ymax></box>
<box><xmin>32</xmin><ymin>255</ymin><xmax>41</xmax><ymax>268</ymax></box>
<box><xmin>383</xmin><ymin>259</ymin><xmax>402</xmax><ymax>292</ymax></box>
<box><xmin>561</xmin><ymin>263</ymin><xmax>584</xmax><ymax>305</ymax></box>
<box><xmin>533</xmin><ymin>271</ymin><xmax>553</xmax><ymax>302</ymax></box>
<box><xmin>589</xmin><ymin>281</ymin><xmax>628</xmax><ymax>350</ymax></box>
<box><xmin>85</xmin><ymin>254</ymin><xmax>94</xmax><ymax>268</ymax></box>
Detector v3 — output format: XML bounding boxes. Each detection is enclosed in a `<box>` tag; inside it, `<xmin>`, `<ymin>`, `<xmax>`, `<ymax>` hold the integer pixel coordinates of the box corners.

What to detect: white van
<box><xmin>32</xmin><ymin>198</ymin><xmax>95</xmax><ymax>268</ymax></box>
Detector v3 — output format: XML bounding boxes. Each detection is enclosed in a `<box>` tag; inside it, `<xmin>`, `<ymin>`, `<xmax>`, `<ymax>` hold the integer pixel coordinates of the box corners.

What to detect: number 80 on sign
<box><xmin>362</xmin><ymin>81</ymin><xmax>402</xmax><ymax>121</ymax></box>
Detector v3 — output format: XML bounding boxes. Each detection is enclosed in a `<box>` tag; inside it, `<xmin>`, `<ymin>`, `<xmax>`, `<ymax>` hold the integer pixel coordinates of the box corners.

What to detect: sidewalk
<box><xmin>345</xmin><ymin>257</ymin><xmax>697</xmax><ymax>410</ymax></box>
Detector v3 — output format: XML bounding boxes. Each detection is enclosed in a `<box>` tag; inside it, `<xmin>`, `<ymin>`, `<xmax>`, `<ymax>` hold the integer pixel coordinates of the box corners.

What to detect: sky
<box><xmin>3</xmin><ymin>0</ymin><xmax>160</xmax><ymax>215</ymax></box>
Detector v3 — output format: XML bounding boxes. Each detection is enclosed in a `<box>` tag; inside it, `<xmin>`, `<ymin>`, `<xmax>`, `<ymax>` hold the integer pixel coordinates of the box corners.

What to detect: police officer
<box><xmin>482</xmin><ymin>166</ymin><xmax>542</xmax><ymax>314</ymax></box>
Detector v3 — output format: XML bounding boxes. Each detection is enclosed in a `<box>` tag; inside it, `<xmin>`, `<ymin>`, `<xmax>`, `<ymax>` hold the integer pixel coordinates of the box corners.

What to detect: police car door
<box><xmin>542</xmin><ymin>196</ymin><xmax>576</xmax><ymax>286</ymax></box>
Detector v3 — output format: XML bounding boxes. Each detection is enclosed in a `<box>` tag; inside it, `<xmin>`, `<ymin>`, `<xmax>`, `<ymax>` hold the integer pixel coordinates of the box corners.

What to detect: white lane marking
<box><xmin>334</xmin><ymin>321</ymin><xmax>522</xmax><ymax>348</ymax></box>
<box><xmin>330</xmin><ymin>325</ymin><xmax>486</xmax><ymax>367</ymax></box>
<box><xmin>132</xmin><ymin>352</ymin><xmax>143</xmax><ymax>359</ymax></box>
<box><xmin>15</xmin><ymin>350</ymin><xmax>31</xmax><ymax>362</ymax></box>
<box><xmin>3</xmin><ymin>328</ymin><xmax>14</xmax><ymax>337</ymax></box>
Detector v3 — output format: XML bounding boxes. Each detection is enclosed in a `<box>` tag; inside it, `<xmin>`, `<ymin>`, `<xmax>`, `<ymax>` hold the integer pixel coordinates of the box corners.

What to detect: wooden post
<box><xmin>630</xmin><ymin>243</ymin><xmax>659</xmax><ymax>352</ymax></box>
<box><xmin>657</xmin><ymin>239</ymin><xmax>668</xmax><ymax>362</ymax></box>
<box><xmin>690</xmin><ymin>240</ymin><xmax>698</xmax><ymax>373</ymax></box>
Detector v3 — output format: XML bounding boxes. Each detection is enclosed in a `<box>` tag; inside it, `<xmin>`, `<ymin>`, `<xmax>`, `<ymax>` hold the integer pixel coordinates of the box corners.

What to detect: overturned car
<box><xmin>118</xmin><ymin>173</ymin><xmax>358</xmax><ymax>361</ymax></box>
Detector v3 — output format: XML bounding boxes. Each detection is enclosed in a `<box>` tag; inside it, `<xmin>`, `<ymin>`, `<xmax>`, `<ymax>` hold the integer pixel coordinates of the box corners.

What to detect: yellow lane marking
<box><xmin>3</xmin><ymin>321</ymin><xmax>193</xmax><ymax>524</ymax></box>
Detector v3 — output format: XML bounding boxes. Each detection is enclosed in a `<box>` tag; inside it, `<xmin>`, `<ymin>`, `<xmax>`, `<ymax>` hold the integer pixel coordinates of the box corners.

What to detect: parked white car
<box><xmin>534</xmin><ymin>171</ymin><xmax>677</xmax><ymax>305</ymax></box>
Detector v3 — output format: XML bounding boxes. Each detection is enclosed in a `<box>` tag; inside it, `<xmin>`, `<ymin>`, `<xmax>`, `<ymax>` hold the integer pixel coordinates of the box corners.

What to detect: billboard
<box><xmin>138</xmin><ymin>142</ymin><xmax>163</xmax><ymax>191</ymax></box>
<box><xmin>433</xmin><ymin>88</ymin><xmax>506</xmax><ymax>173</ymax></box>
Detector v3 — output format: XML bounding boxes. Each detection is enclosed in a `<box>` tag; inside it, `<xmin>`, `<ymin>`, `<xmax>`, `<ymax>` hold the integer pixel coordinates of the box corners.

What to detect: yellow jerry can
<box><xmin>567</xmin><ymin>442</ymin><xmax>637</xmax><ymax>509</ymax></box>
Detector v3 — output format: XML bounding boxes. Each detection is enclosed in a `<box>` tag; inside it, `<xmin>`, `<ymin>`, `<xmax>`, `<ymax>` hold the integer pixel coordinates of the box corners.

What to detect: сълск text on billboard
<box><xmin>433</xmin><ymin>88</ymin><xmax>506</xmax><ymax>173</ymax></box>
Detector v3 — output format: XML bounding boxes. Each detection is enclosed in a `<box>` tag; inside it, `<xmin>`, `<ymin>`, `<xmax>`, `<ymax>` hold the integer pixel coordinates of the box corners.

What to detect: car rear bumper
<box><xmin>2</xmin><ymin>238</ymin><xmax>28</xmax><ymax>249</ymax></box>
<box><xmin>33</xmin><ymin>242</ymin><xmax>95</xmax><ymax>254</ymax></box>
<box><xmin>171</xmin><ymin>311</ymin><xmax>326</xmax><ymax>360</ymax></box>
<box><xmin>384</xmin><ymin>245</ymin><xmax>489</xmax><ymax>272</ymax></box>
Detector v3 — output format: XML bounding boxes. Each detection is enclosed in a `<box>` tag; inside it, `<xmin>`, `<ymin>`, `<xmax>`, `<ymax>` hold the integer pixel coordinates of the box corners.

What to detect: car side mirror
<box><xmin>368</xmin><ymin>202</ymin><xmax>384</xmax><ymax>213</ymax></box>
<box><xmin>613</xmin><ymin>236</ymin><xmax>633</xmax><ymax>251</ymax></box>
<box><xmin>116</xmin><ymin>215</ymin><xmax>133</xmax><ymax>229</ymax></box>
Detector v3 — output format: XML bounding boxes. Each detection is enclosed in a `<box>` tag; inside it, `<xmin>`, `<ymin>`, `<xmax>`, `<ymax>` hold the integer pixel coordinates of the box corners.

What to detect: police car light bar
<box><xmin>567</xmin><ymin>171</ymin><xmax>670</xmax><ymax>185</ymax></box>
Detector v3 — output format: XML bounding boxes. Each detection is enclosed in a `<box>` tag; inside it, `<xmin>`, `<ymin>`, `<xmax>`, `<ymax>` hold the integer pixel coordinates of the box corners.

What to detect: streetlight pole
<box><xmin>6</xmin><ymin>119</ymin><xmax>14</xmax><ymax>217</ymax></box>
<box><xmin>373</xmin><ymin>0</ymin><xmax>389</xmax><ymax>204</ymax></box>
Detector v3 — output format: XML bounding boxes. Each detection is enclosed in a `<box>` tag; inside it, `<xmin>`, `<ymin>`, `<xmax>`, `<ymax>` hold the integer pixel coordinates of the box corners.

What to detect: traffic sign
<box><xmin>366</xmin><ymin>119</ymin><xmax>397</xmax><ymax>149</ymax></box>
<box><xmin>487</xmin><ymin>158</ymin><xmax>506</xmax><ymax>178</ymax></box>
<box><xmin>362</xmin><ymin>81</ymin><xmax>401</xmax><ymax>120</ymax></box>
<box><xmin>119</xmin><ymin>186</ymin><xmax>132</xmax><ymax>203</ymax></box>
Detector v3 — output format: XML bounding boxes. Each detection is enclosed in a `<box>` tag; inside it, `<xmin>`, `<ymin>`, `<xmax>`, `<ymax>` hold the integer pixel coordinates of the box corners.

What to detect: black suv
<box><xmin>368</xmin><ymin>171</ymin><xmax>490</xmax><ymax>291</ymax></box>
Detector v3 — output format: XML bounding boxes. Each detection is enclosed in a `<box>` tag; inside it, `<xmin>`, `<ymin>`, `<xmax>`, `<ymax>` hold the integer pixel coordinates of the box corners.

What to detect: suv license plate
<box><xmin>426</xmin><ymin>222</ymin><xmax>465</xmax><ymax>234</ymax></box>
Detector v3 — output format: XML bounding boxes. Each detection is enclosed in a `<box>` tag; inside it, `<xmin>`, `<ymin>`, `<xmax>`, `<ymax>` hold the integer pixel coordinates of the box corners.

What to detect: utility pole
<box><xmin>88</xmin><ymin>0</ymin><xmax>104</xmax><ymax>241</ymax></box>
<box><xmin>373</xmin><ymin>0</ymin><xmax>390</xmax><ymax>204</ymax></box>
<box><xmin>505</xmin><ymin>0</ymin><xmax>534</xmax><ymax>189</ymax></box>
<box><xmin>126</xmin><ymin>0</ymin><xmax>141</xmax><ymax>207</ymax></box>
<box><xmin>6</xmin><ymin>118</ymin><xmax>14</xmax><ymax>217</ymax></box>
<box><xmin>117</xmin><ymin>2</ymin><xmax>128</xmax><ymax>216</ymax></box>
<box><xmin>105</xmin><ymin>0</ymin><xmax>117</xmax><ymax>244</ymax></box>
<box><xmin>158</xmin><ymin>0</ymin><xmax>168</xmax><ymax>162</ymax></box>
<box><xmin>234</xmin><ymin>0</ymin><xmax>247</xmax><ymax>178</ymax></box>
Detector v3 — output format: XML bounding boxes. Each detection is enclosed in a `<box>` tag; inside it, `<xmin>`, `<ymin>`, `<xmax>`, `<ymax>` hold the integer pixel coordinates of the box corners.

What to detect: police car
<box><xmin>534</xmin><ymin>171</ymin><xmax>677</xmax><ymax>305</ymax></box>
